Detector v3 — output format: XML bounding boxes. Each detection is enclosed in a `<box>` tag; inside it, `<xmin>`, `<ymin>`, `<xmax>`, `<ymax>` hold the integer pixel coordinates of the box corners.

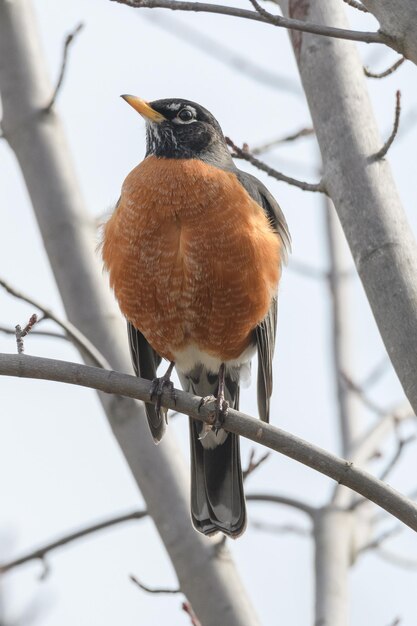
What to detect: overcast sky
<box><xmin>1</xmin><ymin>1</ymin><xmax>417</xmax><ymax>624</ymax></box>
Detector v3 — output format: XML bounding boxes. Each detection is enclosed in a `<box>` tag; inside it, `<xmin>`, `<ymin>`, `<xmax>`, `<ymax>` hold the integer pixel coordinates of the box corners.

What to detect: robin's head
<box><xmin>121</xmin><ymin>95</ymin><xmax>234</xmax><ymax>169</ymax></box>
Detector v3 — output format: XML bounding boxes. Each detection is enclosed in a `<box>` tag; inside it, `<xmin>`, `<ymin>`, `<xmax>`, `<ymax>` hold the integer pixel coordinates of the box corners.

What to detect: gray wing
<box><xmin>127</xmin><ymin>322</ymin><xmax>166</xmax><ymax>442</ymax></box>
<box><xmin>236</xmin><ymin>169</ymin><xmax>291</xmax><ymax>422</ymax></box>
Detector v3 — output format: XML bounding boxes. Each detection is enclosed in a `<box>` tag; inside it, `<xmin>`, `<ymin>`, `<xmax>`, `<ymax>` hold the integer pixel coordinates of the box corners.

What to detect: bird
<box><xmin>101</xmin><ymin>96</ymin><xmax>290</xmax><ymax>538</ymax></box>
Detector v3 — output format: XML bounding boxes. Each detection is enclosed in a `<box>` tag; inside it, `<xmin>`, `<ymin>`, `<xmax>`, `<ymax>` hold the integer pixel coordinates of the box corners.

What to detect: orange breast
<box><xmin>102</xmin><ymin>156</ymin><xmax>281</xmax><ymax>362</ymax></box>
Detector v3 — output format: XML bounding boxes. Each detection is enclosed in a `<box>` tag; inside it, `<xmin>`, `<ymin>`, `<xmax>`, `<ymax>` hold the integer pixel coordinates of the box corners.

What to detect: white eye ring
<box><xmin>176</xmin><ymin>108</ymin><xmax>195</xmax><ymax>123</ymax></box>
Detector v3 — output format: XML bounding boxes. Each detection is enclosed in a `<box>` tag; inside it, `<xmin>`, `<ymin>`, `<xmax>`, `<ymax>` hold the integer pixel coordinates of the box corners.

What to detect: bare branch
<box><xmin>44</xmin><ymin>23</ymin><xmax>84</xmax><ymax>112</ymax></box>
<box><xmin>377</xmin><ymin>548</ymin><xmax>417</xmax><ymax>569</ymax></box>
<box><xmin>226</xmin><ymin>137</ymin><xmax>326</xmax><ymax>193</ymax></box>
<box><xmin>358</xmin><ymin>523</ymin><xmax>403</xmax><ymax>554</ymax></box>
<box><xmin>242</xmin><ymin>449</ymin><xmax>270</xmax><ymax>481</ymax></box>
<box><xmin>110</xmin><ymin>0</ymin><xmax>385</xmax><ymax>44</ymax></box>
<box><xmin>341</xmin><ymin>371</ymin><xmax>410</xmax><ymax>420</ymax></box>
<box><xmin>361</xmin><ymin>355</ymin><xmax>391</xmax><ymax>389</ymax></box>
<box><xmin>130</xmin><ymin>574</ymin><xmax>180</xmax><ymax>594</ymax></box>
<box><xmin>288</xmin><ymin>259</ymin><xmax>354</xmax><ymax>282</ymax></box>
<box><xmin>379</xmin><ymin>433</ymin><xmax>416</xmax><ymax>482</ymax></box>
<box><xmin>0</xmin><ymin>509</ymin><xmax>147</xmax><ymax>574</ymax></box>
<box><xmin>246</xmin><ymin>493</ymin><xmax>316</xmax><ymax>518</ymax></box>
<box><xmin>2</xmin><ymin>353</ymin><xmax>417</xmax><ymax>533</ymax></box>
<box><xmin>371</xmin><ymin>91</ymin><xmax>401</xmax><ymax>161</ymax></box>
<box><xmin>15</xmin><ymin>313</ymin><xmax>38</xmax><ymax>354</ymax></box>
<box><xmin>251</xmin><ymin>519</ymin><xmax>311</xmax><ymax>536</ymax></box>
<box><xmin>341</xmin><ymin>0</ymin><xmax>369</xmax><ymax>12</ymax></box>
<box><xmin>251</xmin><ymin>127</ymin><xmax>314</xmax><ymax>154</ymax></box>
<box><xmin>0</xmin><ymin>277</ymin><xmax>110</xmax><ymax>369</ymax></box>
<box><xmin>0</xmin><ymin>324</ymin><xmax>67</xmax><ymax>341</ymax></box>
<box><xmin>141</xmin><ymin>13</ymin><xmax>300</xmax><ymax>95</ymax></box>
<box><xmin>351</xmin><ymin>403</ymin><xmax>414</xmax><ymax>468</ymax></box>
<box><xmin>364</xmin><ymin>56</ymin><xmax>405</xmax><ymax>78</ymax></box>
<box><xmin>182</xmin><ymin>601</ymin><xmax>202</xmax><ymax>626</ymax></box>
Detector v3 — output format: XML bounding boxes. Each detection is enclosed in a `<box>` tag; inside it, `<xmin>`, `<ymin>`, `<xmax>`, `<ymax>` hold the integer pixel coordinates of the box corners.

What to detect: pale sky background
<box><xmin>1</xmin><ymin>1</ymin><xmax>417</xmax><ymax>625</ymax></box>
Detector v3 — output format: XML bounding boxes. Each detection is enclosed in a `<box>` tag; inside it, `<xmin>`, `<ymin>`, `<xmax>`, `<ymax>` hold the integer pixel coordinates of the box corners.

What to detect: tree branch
<box><xmin>364</xmin><ymin>56</ymin><xmax>405</xmax><ymax>79</ymax></box>
<box><xmin>110</xmin><ymin>0</ymin><xmax>386</xmax><ymax>44</ymax></box>
<box><xmin>226</xmin><ymin>137</ymin><xmax>326</xmax><ymax>193</ymax></box>
<box><xmin>2</xmin><ymin>352</ymin><xmax>417</xmax><ymax>533</ymax></box>
<box><xmin>341</xmin><ymin>0</ymin><xmax>369</xmax><ymax>12</ymax></box>
<box><xmin>0</xmin><ymin>509</ymin><xmax>148</xmax><ymax>574</ymax></box>
<box><xmin>246</xmin><ymin>493</ymin><xmax>316</xmax><ymax>518</ymax></box>
<box><xmin>250</xmin><ymin>127</ymin><xmax>314</xmax><ymax>154</ymax></box>
<box><xmin>130</xmin><ymin>574</ymin><xmax>180</xmax><ymax>594</ymax></box>
<box><xmin>44</xmin><ymin>22</ymin><xmax>84</xmax><ymax>112</ymax></box>
<box><xmin>0</xmin><ymin>277</ymin><xmax>110</xmax><ymax>369</ymax></box>
<box><xmin>371</xmin><ymin>90</ymin><xmax>401</xmax><ymax>161</ymax></box>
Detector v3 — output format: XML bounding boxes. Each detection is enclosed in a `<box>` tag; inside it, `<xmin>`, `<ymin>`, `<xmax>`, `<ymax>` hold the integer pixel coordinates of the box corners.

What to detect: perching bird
<box><xmin>102</xmin><ymin>96</ymin><xmax>290</xmax><ymax>538</ymax></box>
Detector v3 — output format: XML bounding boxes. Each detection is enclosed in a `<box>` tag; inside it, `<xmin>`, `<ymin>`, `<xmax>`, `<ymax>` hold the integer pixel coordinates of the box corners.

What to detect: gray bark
<box><xmin>314</xmin><ymin>508</ymin><xmax>352</xmax><ymax>626</ymax></box>
<box><xmin>361</xmin><ymin>0</ymin><xmax>417</xmax><ymax>65</ymax></box>
<box><xmin>2</xmin><ymin>353</ymin><xmax>417</xmax><ymax>534</ymax></box>
<box><xmin>282</xmin><ymin>0</ymin><xmax>417</xmax><ymax>425</ymax></box>
<box><xmin>0</xmin><ymin>2</ymin><xmax>259</xmax><ymax>624</ymax></box>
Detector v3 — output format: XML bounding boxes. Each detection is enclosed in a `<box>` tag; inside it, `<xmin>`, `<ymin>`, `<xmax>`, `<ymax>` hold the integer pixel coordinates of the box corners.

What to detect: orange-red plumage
<box><xmin>102</xmin><ymin>156</ymin><xmax>281</xmax><ymax>363</ymax></box>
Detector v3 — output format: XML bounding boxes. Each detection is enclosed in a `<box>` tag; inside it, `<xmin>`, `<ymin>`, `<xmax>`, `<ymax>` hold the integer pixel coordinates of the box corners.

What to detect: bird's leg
<box><xmin>214</xmin><ymin>362</ymin><xmax>229</xmax><ymax>432</ymax></box>
<box><xmin>150</xmin><ymin>361</ymin><xmax>176</xmax><ymax>418</ymax></box>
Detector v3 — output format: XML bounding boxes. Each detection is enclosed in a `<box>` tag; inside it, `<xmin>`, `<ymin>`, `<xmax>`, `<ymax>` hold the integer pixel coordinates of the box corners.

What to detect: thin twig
<box><xmin>361</xmin><ymin>355</ymin><xmax>391</xmax><ymax>389</ymax></box>
<box><xmin>341</xmin><ymin>0</ymin><xmax>369</xmax><ymax>13</ymax></box>
<box><xmin>130</xmin><ymin>574</ymin><xmax>180</xmax><ymax>594</ymax></box>
<box><xmin>3</xmin><ymin>353</ymin><xmax>417</xmax><ymax>533</ymax></box>
<box><xmin>358</xmin><ymin>523</ymin><xmax>403</xmax><ymax>554</ymax></box>
<box><xmin>288</xmin><ymin>259</ymin><xmax>354</xmax><ymax>281</ymax></box>
<box><xmin>141</xmin><ymin>12</ymin><xmax>300</xmax><ymax>95</ymax></box>
<box><xmin>371</xmin><ymin>91</ymin><xmax>401</xmax><ymax>161</ymax></box>
<box><xmin>44</xmin><ymin>23</ymin><xmax>84</xmax><ymax>112</ymax></box>
<box><xmin>364</xmin><ymin>56</ymin><xmax>405</xmax><ymax>79</ymax></box>
<box><xmin>110</xmin><ymin>0</ymin><xmax>385</xmax><ymax>45</ymax></box>
<box><xmin>242</xmin><ymin>449</ymin><xmax>270</xmax><ymax>480</ymax></box>
<box><xmin>182</xmin><ymin>601</ymin><xmax>202</xmax><ymax>626</ymax></box>
<box><xmin>0</xmin><ymin>276</ymin><xmax>110</xmax><ymax>369</ymax></box>
<box><xmin>377</xmin><ymin>548</ymin><xmax>417</xmax><ymax>570</ymax></box>
<box><xmin>0</xmin><ymin>325</ymin><xmax>67</xmax><ymax>341</ymax></box>
<box><xmin>15</xmin><ymin>313</ymin><xmax>38</xmax><ymax>354</ymax></box>
<box><xmin>246</xmin><ymin>493</ymin><xmax>316</xmax><ymax>518</ymax></box>
<box><xmin>341</xmin><ymin>371</ymin><xmax>407</xmax><ymax>420</ymax></box>
<box><xmin>251</xmin><ymin>127</ymin><xmax>314</xmax><ymax>154</ymax></box>
<box><xmin>0</xmin><ymin>509</ymin><xmax>148</xmax><ymax>574</ymax></box>
<box><xmin>379</xmin><ymin>433</ymin><xmax>416</xmax><ymax>482</ymax></box>
<box><xmin>251</xmin><ymin>519</ymin><xmax>311</xmax><ymax>536</ymax></box>
<box><xmin>226</xmin><ymin>137</ymin><xmax>326</xmax><ymax>193</ymax></box>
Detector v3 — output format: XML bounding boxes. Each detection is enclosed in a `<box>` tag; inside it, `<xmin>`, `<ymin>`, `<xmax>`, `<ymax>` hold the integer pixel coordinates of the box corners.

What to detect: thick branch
<box><xmin>360</xmin><ymin>0</ymin><xmax>417</xmax><ymax>64</ymax></box>
<box><xmin>110</xmin><ymin>0</ymin><xmax>385</xmax><ymax>44</ymax></box>
<box><xmin>281</xmin><ymin>0</ymin><xmax>417</xmax><ymax>429</ymax></box>
<box><xmin>2</xmin><ymin>353</ymin><xmax>417</xmax><ymax>534</ymax></box>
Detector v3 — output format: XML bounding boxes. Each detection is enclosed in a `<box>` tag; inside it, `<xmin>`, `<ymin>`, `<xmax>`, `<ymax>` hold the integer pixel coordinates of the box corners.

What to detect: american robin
<box><xmin>102</xmin><ymin>96</ymin><xmax>290</xmax><ymax>538</ymax></box>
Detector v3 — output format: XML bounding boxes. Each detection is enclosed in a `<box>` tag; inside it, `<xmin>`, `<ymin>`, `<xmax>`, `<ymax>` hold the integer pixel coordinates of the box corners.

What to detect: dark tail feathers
<box><xmin>189</xmin><ymin>419</ymin><xmax>246</xmax><ymax>538</ymax></box>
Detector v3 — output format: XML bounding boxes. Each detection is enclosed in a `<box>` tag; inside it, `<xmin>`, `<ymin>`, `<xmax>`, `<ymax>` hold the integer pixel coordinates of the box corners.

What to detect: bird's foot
<box><xmin>197</xmin><ymin>393</ymin><xmax>229</xmax><ymax>434</ymax></box>
<box><xmin>150</xmin><ymin>361</ymin><xmax>176</xmax><ymax>418</ymax></box>
<box><xmin>213</xmin><ymin>395</ymin><xmax>229</xmax><ymax>434</ymax></box>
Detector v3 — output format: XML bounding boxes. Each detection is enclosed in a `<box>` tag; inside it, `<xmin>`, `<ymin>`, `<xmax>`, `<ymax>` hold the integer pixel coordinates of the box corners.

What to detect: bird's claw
<box><xmin>197</xmin><ymin>394</ymin><xmax>229</xmax><ymax>432</ymax></box>
<box><xmin>150</xmin><ymin>375</ymin><xmax>176</xmax><ymax>418</ymax></box>
<box><xmin>214</xmin><ymin>398</ymin><xmax>229</xmax><ymax>434</ymax></box>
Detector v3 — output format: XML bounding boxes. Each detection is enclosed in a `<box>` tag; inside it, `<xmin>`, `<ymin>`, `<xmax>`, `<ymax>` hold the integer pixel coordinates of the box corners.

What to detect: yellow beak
<box><xmin>121</xmin><ymin>95</ymin><xmax>165</xmax><ymax>122</ymax></box>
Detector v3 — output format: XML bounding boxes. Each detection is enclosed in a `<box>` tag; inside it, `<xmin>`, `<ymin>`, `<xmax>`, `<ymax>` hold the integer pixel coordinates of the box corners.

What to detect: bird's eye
<box><xmin>178</xmin><ymin>108</ymin><xmax>194</xmax><ymax>122</ymax></box>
